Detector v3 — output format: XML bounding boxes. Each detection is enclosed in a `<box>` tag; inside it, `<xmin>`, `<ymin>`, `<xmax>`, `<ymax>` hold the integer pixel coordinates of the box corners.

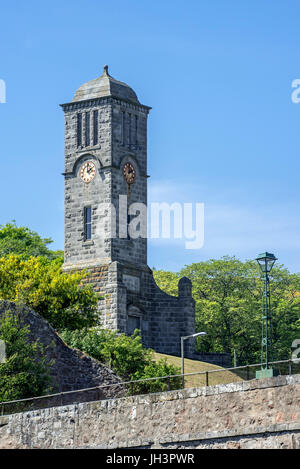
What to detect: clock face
<box><xmin>80</xmin><ymin>161</ymin><xmax>96</xmax><ymax>183</ymax></box>
<box><xmin>123</xmin><ymin>162</ymin><xmax>136</xmax><ymax>185</ymax></box>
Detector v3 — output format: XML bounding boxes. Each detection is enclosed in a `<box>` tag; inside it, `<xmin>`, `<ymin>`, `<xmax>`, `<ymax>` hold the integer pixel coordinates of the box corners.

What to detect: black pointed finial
<box><xmin>103</xmin><ymin>65</ymin><xmax>109</xmax><ymax>75</ymax></box>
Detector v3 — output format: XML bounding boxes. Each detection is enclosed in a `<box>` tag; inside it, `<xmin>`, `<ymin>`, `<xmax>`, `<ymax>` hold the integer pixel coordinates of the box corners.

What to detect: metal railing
<box><xmin>1</xmin><ymin>358</ymin><xmax>299</xmax><ymax>416</ymax></box>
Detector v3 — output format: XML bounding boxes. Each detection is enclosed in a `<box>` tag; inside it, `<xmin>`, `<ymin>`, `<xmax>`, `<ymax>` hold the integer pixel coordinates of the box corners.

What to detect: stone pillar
<box><xmin>178</xmin><ymin>277</ymin><xmax>196</xmax><ymax>358</ymax></box>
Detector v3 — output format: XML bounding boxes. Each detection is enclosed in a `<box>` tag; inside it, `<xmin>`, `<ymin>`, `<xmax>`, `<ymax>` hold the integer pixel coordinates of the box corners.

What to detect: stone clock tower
<box><xmin>60</xmin><ymin>66</ymin><xmax>196</xmax><ymax>357</ymax></box>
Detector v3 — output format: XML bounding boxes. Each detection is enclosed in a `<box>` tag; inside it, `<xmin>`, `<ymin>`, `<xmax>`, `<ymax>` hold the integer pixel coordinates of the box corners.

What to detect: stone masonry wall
<box><xmin>75</xmin><ymin>262</ymin><xmax>197</xmax><ymax>358</ymax></box>
<box><xmin>76</xmin><ymin>265</ymin><xmax>109</xmax><ymax>295</ymax></box>
<box><xmin>1</xmin><ymin>374</ymin><xmax>299</xmax><ymax>449</ymax></box>
<box><xmin>62</xmin><ymin>97</ymin><xmax>150</xmax><ymax>271</ymax></box>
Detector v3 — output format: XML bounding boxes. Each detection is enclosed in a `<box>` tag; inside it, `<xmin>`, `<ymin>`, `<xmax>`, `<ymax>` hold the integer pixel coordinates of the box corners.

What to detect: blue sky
<box><xmin>1</xmin><ymin>0</ymin><xmax>300</xmax><ymax>272</ymax></box>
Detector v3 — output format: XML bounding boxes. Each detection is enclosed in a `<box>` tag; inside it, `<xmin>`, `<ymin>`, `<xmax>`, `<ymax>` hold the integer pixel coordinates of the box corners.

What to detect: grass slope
<box><xmin>153</xmin><ymin>352</ymin><xmax>242</xmax><ymax>388</ymax></box>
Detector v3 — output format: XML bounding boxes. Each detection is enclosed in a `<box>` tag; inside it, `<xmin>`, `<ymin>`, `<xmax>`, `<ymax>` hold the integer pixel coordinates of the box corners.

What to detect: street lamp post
<box><xmin>181</xmin><ymin>332</ymin><xmax>207</xmax><ymax>389</ymax></box>
<box><xmin>255</xmin><ymin>252</ymin><xmax>277</xmax><ymax>379</ymax></box>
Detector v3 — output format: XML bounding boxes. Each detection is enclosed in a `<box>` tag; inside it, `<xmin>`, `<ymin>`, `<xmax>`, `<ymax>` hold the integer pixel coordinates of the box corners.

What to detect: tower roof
<box><xmin>72</xmin><ymin>65</ymin><xmax>140</xmax><ymax>104</ymax></box>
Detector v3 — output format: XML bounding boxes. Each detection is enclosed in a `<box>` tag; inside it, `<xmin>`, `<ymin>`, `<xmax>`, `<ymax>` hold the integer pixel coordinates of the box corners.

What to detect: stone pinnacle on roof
<box><xmin>103</xmin><ymin>65</ymin><xmax>109</xmax><ymax>76</ymax></box>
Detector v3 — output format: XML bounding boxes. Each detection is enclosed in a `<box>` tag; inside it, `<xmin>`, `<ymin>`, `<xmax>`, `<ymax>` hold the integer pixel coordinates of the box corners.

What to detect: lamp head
<box><xmin>256</xmin><ymin>252</ymin><xmax>277</xmax><ymax>274</ymax></box>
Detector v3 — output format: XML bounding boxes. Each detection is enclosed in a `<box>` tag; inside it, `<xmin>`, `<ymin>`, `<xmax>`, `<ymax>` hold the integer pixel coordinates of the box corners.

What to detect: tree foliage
<box><xmin>60</xmin><ymin>328</ymin><xmax>181</xmax><ymax>393</ymax></box>
<box><xmin>154</xmin><ymin>257</ymin><xmax>300</xmax><ymax>365</ymax></box>
<box><xmin>0</xmin><ymin>255</ymin><xmax>98</xmax><ymax>331</ymax></box>
<box><xmin>151</xmin><ymin>270</ymin><xmax>179</xmax><ymax>297</ymax></box>
<box><xmin>0</xmin><ymin>222</ymin><xmax>63</xmax><ymax>260</ymax></box>
<box><xmin>0</xmin><ymin>312</ymin><xmax>52</xmax><ymax>402</ymax></box>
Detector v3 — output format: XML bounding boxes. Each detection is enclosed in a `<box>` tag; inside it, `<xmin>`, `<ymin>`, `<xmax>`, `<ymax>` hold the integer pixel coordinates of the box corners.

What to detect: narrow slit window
<box><xmin>128</xmin><ymin>113</ymin><xmax>132</xmax><ymax>145</ymax></box>
<box><xmin>93</xmin><ymin>110</ymin><xmax>98</xmax><ymax>145</ymax></box>
<box><xmin>85</xmin><ymin>112</ymin><xmax>90</xmax><ymax>147</ymax></box>
<box><xmin>135</xmin><ymin>115</ymin><xmax>138</xmax><ymax>145</ymax></box>
<box><xmin>121</xmin><ymin>110</ymin><xmax>125</xmax><ymax>145</ymax></box>
<box><xmin>84</xmin><ymin>206</ymin><xmax>92</xmax><ymax>240</ymax></box>
<box><xmin>127</xmin><ymin>207</ymin><xmax>131</xmax><ymax>240</ymax></box>
<box><xmin>77</xmin><ymin>113</ymin><xmax>82</xmax><ymax>147</ymax></box>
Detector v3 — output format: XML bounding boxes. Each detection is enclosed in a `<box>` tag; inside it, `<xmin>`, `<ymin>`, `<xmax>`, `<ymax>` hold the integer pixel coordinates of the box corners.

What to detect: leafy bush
<box><xmin>59</xmin><ymin>327</ymin><xmax>111</xmax><ymax>362</ymax></box>
<box><xmin>60</xmin><ymin>328</ymin><xmax>181</xmax><ymax>393</ymax></box>
<box><xmin>0</xmin><ymin>311</ymin><xmax>53</xmax><ymax>402</ymax></box>
<box><xmin>0</xmin><ymin>255</ymin><xmax>98</xmax><ymax>331</ymax></box>
<box><xmin>131</xmin><ymin>358</ymin><xmax>181</xmax><ymax>394</ymax></box>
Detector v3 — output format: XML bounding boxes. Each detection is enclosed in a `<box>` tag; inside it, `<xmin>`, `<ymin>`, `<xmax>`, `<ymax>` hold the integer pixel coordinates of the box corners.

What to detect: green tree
<box><xmin>0</xmin><ymin>221</ymin><xmax>63</xmax><ymax>260</ymax></box>
<box><xmin>152</xmin><ymin>270</ymin><xmax>179</xmax><ymax>297</ymax></box>
<box><xmin>0</xmin><ymin>312</ymin><xmax>52</xmax><ymax>402</ymax></box>
<box><xmin>154</xmin><ymin>257</ymin><xmax>300</xmax><ymax>365</ymax></box>
<box><xmin>0</xmin><ymin>255</ymin><xmax>98</xmax><ymax>331</ymax></box>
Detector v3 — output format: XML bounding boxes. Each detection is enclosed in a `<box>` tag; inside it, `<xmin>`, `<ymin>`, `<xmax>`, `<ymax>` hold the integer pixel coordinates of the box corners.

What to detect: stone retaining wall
<box><xmin>1</xmin><ymin>374</ymin><xmax>299</xmax><ymax>449</ymax></box>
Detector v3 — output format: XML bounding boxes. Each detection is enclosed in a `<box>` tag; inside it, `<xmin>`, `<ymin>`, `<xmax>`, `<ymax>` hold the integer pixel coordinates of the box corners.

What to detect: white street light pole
<box><xmin>181</xmin><ymin>332</ymin><xmax>207</xmax><ymax>389</ymax></box>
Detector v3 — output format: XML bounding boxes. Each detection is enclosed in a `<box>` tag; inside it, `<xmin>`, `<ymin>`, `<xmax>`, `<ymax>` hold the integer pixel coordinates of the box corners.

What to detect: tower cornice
<box><xmin>60</xmin><ymin>96</ymin><xmax>151</xmax><ymax>113</ymax></box>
